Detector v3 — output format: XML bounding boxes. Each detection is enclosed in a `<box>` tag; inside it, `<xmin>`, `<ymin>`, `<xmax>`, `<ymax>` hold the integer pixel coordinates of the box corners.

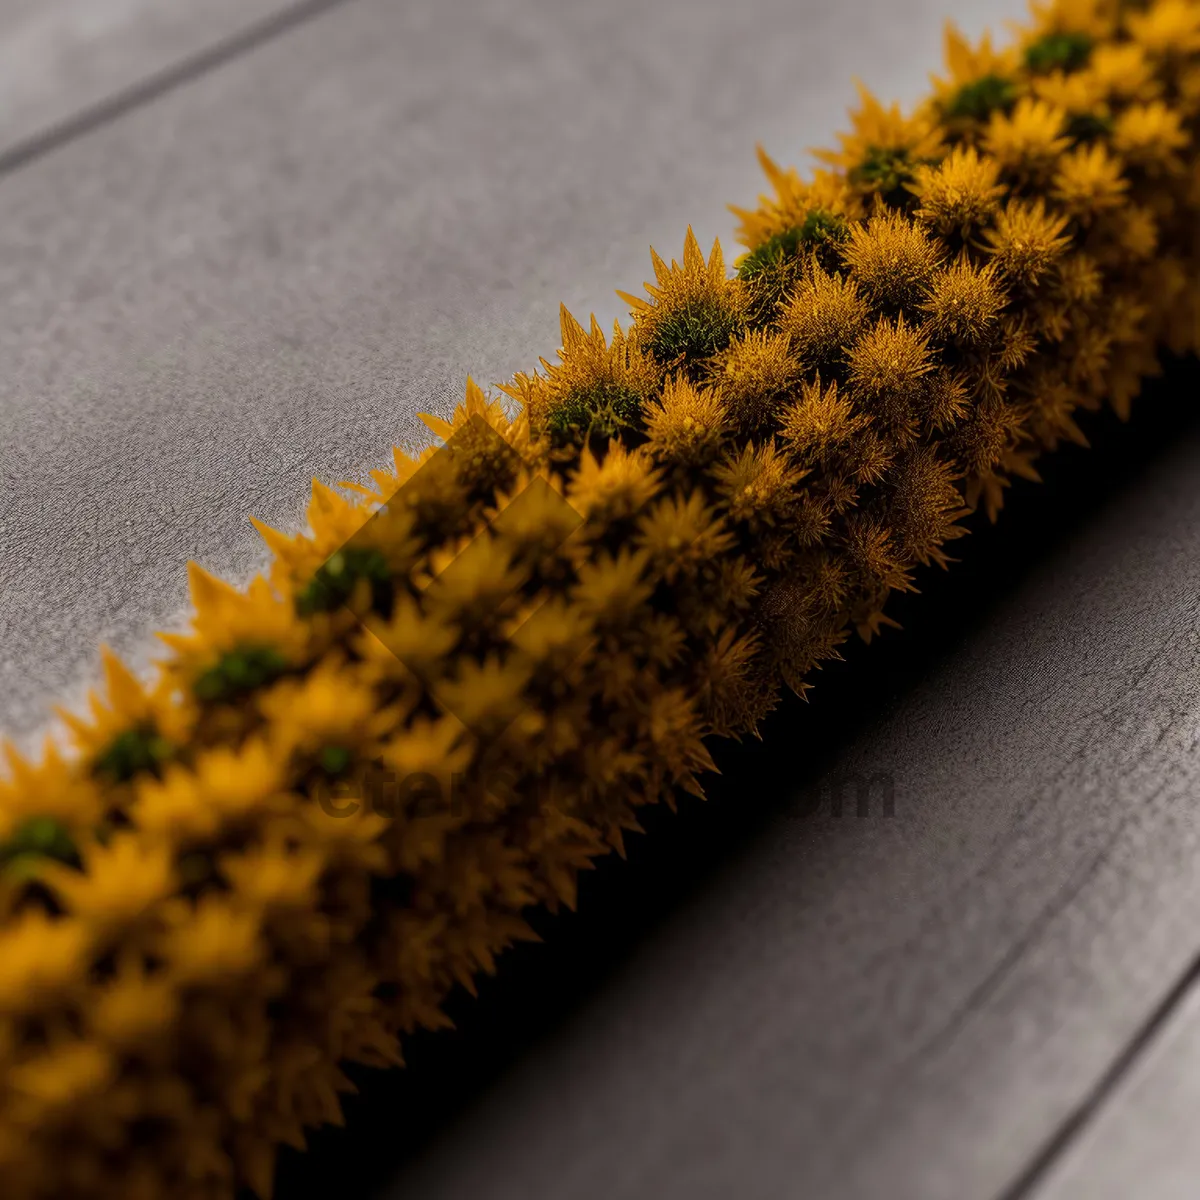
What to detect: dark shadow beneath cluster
<box><xmin>271</xmin><ymin>355</ymin><xmax>1200</xmax><ymax>1200</ymax></box>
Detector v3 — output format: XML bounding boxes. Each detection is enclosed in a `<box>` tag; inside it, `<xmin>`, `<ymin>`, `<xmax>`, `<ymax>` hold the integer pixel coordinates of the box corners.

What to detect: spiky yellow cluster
<box><xmin>3</xmin><ymin>1</ymin><xmax>1200</xmax><ymax>1195</ymax></box>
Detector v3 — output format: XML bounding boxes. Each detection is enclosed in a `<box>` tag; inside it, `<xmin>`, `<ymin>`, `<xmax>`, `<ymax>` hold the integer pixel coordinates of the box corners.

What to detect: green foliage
<box><xmin>318</xmin><ymin>745</ymin><xmax>352</xmax><ymax>776</ymax></box>
<box><xmin>296</xmin><ymin>546</ymin><xmax>392</xmax><ymax>615</ymax></box>
<box><xmin>645</xmin><ymin>298</ymin><xmax>744</xmax><ymax>370</ymax></box>
<box><xmin>738</xmin><ymin>212</ymin><xmax>851</xmax><ymax>323</ymax></box>
<box><xmin>0</xmin><ymin>816</ymin><xmax>80</xmax><ymax>877</ymax></box>
<box><xmin>737</xmin><ymin>211</ymin><xmax>849</xmax><ymax>282</ymax></box>
<box><xmin>736</xmin><ymin>228</ymin><xmax>805</xmax><ymax>281</ymax></box>
<box><xmin>92</xmin><ymin>724</ymin><xmax>174</xmax><ymax>783</ymax></box>
<box><xmin>1066</xmin><ymin>111</ymin><xmax>1114</xmax><ymax>142</ymax></box>
<box><xmin>944</xmin><ymin>74</ymin><xmax>1018</xmax><ymax>122</ymax></box>
<box><xmin>1024</xmin><ymin>31</ymin><xmax>1093</xmax><ymax>74</ymax></box>
<box><xmin>800</xmin><ymin>208</ymin><xmax>850</xmax><ymax>246</ymax></box>
<box><xmin>193</xmin><ymin>644</ymin><xmax>288</xmax><ymax>702</ymax></box>
<box><xmin>849</xmin><ymin>146</ymin><xmax>920</xmax><ymax>208</ymax></box>
<box><xmin>544</xmin><ymin>381</ymin><xmax>645</xmax><ymax>441</ymax></box>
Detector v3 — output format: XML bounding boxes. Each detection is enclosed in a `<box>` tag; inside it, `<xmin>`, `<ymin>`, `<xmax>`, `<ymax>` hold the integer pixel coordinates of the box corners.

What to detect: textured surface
<box><xmin>0</xmin><ymin>0</ymin><xmax>297</xmax><ymax>156</ymax></box>
<box><xmin>5</xmin><ymin>1</ymin><xmax>1200</xmax><ymax>1198</ymax></box>
<box><xmin>1038</xmin><ymin>978</ymin><xmax>1200</xmax><ymax>1200</ymax></box>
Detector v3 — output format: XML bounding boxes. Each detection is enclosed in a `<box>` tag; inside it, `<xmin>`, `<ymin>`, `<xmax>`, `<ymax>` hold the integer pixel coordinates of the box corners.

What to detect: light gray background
<box><xmin>3</xmin><ymin>2</ymin><xmax>1200</xmax><ymax>1198</ymax></box>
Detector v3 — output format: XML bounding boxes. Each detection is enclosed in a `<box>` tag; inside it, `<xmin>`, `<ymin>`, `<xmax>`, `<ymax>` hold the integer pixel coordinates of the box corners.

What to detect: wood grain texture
<box><xmin>1032</xmin><ymin>938</ymin><xmax>1200</xmax><ymax>1198</ymax></box>
<box><xmin>0</xmin><ymin>0</ymin><xmax>301</xmax><ymax>158</ymax></box>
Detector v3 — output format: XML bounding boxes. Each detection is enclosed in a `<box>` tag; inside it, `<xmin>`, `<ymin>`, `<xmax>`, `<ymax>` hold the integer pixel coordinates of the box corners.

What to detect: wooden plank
<box><xmin>0</xmin><ymin>0</ymin><xmax>304</xmax><ymax>158</ymax></box>
<box><xmin>0</xmin><ymin>0</ymin><xmax>1021</xmax><ymax>744</ymax></box>
<box><xmin>1029</xmin><ymin>953</ymin><xmax>1200</xmax><ymax>1198</ymax></box>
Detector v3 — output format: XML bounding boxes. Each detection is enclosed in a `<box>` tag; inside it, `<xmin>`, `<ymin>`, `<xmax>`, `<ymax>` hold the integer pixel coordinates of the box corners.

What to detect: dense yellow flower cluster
<box><xmin>4</xmin><ymin>0</ymin><xmax>1200</xmax><ymax>1194</ymax></box>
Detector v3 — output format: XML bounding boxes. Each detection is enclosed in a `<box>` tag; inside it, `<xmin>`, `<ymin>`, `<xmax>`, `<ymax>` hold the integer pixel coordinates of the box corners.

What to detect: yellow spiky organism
<box><xmin>4</xmin><ymin>0</ymin><xmax>1200</xmax><ymax>1195</ymax></box>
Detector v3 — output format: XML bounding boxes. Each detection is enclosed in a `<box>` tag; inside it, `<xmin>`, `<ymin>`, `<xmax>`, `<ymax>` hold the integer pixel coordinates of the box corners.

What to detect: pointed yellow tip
<box><xmin>558</xmin><ymin>303</ymin><xmax>586</xmax><ymax>351</ymax></box>
<box><xmin>755</xmin><ymin>143</ymin><xmax>784</xmax><ymax>186</ymax></box>
<box><xmin>336</xmin><ymin>481</ymin><xmax>377</xmax><ymax>498</ymax></box>
<box><xmin>464</xmin><ymin>375</ymin><xmax>487</xmax><ymax>409</ymax></box>
<box><xmin>616</xmin><ymin>289</ymin><xmax>651</xmax><ymax>313</ymax></box>
<box><xmin>54</xmin><ymin>705</ymin><xmax>91</xmax><ymax>737</ymax></box>
<box><xmin>155</xmin><ymin>630</ymin><xmax>192</xmax><ymax>654</ymax></box>
<box><xmin>100</xmin><ymin>645</ymin><xmax>144</xmax><ymax>713</ymax></box>
<box><xmin>2</xmin><ymin>737</ymin><xmax>34</xmax><ymax>783</ymax></box>
<box><xmin>249</xmin><ymin>515</ymin><xmax>299</xmax><ymax>564</ymax></box>
<box><xmin>186</xmin><ymin>561</ymin><xmax>237</xmax><ymax>613</ymax></box>
<box><xmin>851</xmin><ymin>76</ymin><xmax>878</xmax><ymax>110</ymax></box>
<box><xmin>418</xmin><ymin>412</ymin><xmax>456</xmax><ymax>442</ymax></box>
<box><xmin>309</xmin><ymin>477</ymin><xmax>343</xmax><ymax>508</ymax></box>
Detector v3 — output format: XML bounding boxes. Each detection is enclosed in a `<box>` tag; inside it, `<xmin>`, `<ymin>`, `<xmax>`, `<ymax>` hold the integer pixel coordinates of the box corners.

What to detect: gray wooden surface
<box><xmin>3</xmin><ymin>2</ymin><xmax>1199</xmax><ymax>1197</ymax></box>
<box><xmin>0</xmin><ymin>0</ymin><xmax>299</xmax><ymax>161</ymax></box>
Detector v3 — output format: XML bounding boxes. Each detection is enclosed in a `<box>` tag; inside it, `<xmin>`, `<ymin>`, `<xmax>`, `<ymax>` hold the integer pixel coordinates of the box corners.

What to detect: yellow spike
<box><xmin>418</xmin><ymin>412</ymin><xmax>456</xmax><ymax>442</ymax></box>
<box><xmin>308</xmin><ymin>477</ymin><xmax>345</xmax><ymax>515</ymax></box>
<box><xmin>850</xmin><ymin>77</ymin><xmax>885</xmax><ymax>125</ymax></box>
<box><xmin>558</xmin><ymin>304</ymin><xmax>586</xmax><ymax>352</ymax></box>
<box><xmin>942</xmin><ymin>20</ymin><xmax>970</xmax><ymax>77</ymax></box>
<box><xmin>495</xmin><ymin>377</ymin><xmax>522</xmax><ymax>403</ymax></box>
<box><xmin>187</xmin><ymin>561</ymin><xmax>238</xmax><ymax>615</ymax></box>
<box><xmin>464</xmin><ymin>375</ymin><xmax>488</xmax><ymax>412</ymax></box>
<box><xmin>755</xmin><ymin>143</ymin><xmax>786</xmax><ymax>189</ymax></box>
<box><xmin>240</xmin><ymin>1139</ymin><xmax>277</xmax><ymax>1200</ymax></box>
<box><xmin>85</xmin><ymin>686</ymin><xmax>108</xmax><ymax>723</ymax></box>
<box><xmin>616</xmin><ymin>288</ymin><xmax>651</xmax><ymax>313</ymax></box>
<box><xmin>100</xmin><ymin>645</ymin><xmax>145</xmax><ymax>715</ymax></box>
<box><xmin>368</xmin><ymin>467</ymin><xmax>402</xmax><ymax>499</ymax></box>
<box><xmin>1</xmin><ymin>737</ymin><xmax>32</xmax><ymax>786</ymax></box>
<box><xmin>245</xmin><ymin>575</ymin><xmax>274</xmax><ymax>603</ymax></box>
<box><xmin>682</xmin><ymin>226</ymin><xmax>704</xmax><ymax>272</ymax></box>
<box><xmin>54</xmin><ymin>705</ymin><xmax>92</xmax><ymax>740</ymax></box>
<box><xmin>649</xmin><ymin>245</ymin><xmax>670</xmax><ymax>286</ymax></box>
<box><xmin>155</xmin><ymin>630</ymin><xmax>194</xmax><ymax>655</ymax></box>
<box><xmin>249</xmin><ymin>515</ymin><xmax>298</xmax><ymax>563</ymax></box>
<box><xmin>707</xmin><ymin>236</ymin><xmax>726</xmax><ymax>279</ymax></box>
<box><xmin>39</xmin><ymin>735</ymin><xmax>66</xmax><ymax>772</ymax></box>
